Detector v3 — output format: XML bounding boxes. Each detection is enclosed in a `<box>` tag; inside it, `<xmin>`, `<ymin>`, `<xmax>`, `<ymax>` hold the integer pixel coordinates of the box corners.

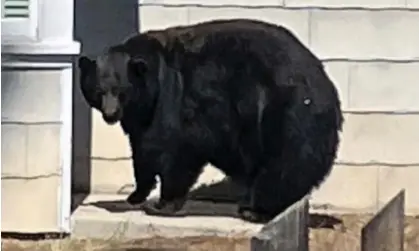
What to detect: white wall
<box><xmin>1</xmin><ymin>0</ymin><xmax>79</xmax><ymax>232</ymax></box>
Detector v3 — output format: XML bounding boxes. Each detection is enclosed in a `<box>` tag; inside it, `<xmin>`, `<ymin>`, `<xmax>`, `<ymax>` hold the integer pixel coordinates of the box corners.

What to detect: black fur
<box><xmin>78</xmin><ymin>19</ymin><xmax>343</xmax><ymax>223</ymax></box>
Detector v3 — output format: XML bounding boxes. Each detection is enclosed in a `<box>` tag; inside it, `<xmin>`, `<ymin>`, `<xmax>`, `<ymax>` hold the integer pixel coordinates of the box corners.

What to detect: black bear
<box><xmin>78</xmin><ymin>19</ymin><xmax>343</xmax><ymax>223</ymax></box>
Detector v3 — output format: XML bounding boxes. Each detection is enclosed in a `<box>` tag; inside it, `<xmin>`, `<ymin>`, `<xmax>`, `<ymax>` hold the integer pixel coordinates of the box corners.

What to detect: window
<box><xmin>1</xmin><ymin>0</ymin><xmax>37</xmax><ymax>42</ymax></box>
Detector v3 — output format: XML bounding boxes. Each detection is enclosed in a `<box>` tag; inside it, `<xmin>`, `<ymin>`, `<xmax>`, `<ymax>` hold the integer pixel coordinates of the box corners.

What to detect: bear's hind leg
<box><xmin>238</xmin><ymin>164</ymin><xmax>311</xmax><ymax>223</ymax></box>
<box><xmin>238</xmin><ymin>99</ymin><xmax>341</xmax><ymax>223</ymax></box>
<box><xmin>241</xmin><ymin>112</ymin><xmax>340</xmax><ymax>223</ymax></box>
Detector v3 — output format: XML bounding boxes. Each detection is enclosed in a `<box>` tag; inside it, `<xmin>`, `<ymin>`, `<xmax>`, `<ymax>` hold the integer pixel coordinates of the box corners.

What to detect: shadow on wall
<box><xmin>71</xmin><ymin>0</ymin><xmax>139</xmax><ymax>213</ymax></box>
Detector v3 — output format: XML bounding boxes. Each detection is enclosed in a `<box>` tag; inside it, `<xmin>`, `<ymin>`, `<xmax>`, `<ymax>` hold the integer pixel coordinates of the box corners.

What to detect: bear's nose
<box><xmin>102</xmin><ymin>93</ymin><xmax>119</xmax><ymax>116</ymax></box>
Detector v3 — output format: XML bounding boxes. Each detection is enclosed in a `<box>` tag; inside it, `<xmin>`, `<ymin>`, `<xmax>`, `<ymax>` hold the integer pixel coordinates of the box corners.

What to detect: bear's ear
<box><xmin>127</xmin><ymin>57</ymin><xmax>148</xmax><ymax>79</ymax></box>
<box><xmin>78</xmin><ymin>56</ymin><xmax>94</xmax><ymax>71</ymax></box>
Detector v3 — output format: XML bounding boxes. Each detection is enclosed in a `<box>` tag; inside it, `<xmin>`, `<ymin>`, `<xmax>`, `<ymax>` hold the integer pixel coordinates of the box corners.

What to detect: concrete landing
<box><xmin>71</xmin><ymin>193</ymin><xmax>263</xmax><ymax>240</ymax></box>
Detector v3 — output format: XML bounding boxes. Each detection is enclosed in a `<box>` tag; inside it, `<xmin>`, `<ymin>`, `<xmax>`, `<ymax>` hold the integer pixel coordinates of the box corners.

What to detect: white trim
<box><xmin>1</xmin><ymin>0</ymin><xmax>38</xmax><ymax>42</ymax></box>
<box><xmin>1</xmin><ymin>41</ymin><xmax>81</xmax><ymax>55</ymax></box>
<box><xmin>58</xmin><ymin>67</ymin><xmax>73</xmax><ymax>233</ymax></box>
<box><xmin>1</xmin><ymin>61</ymin><xmax>73</xmax><ymax>69</ymax></box>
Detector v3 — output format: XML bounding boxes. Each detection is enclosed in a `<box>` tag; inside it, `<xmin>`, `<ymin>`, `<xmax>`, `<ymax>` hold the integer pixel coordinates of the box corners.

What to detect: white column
<box><xmin>1</xmin><ymin>0</ymin><xmax>80</xmax><ymax>233</ymax></box>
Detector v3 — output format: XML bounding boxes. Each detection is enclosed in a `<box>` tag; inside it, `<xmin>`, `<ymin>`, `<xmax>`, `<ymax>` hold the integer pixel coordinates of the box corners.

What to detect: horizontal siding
<box><xmin>141</xmin><ymin>0</ymin><xmax>284</xmax><ymax>6</ymax></box>
<box><xmin>1</xmin><ymin>124</ymin><xmax>61</xmax><ymax>178</ymax></box>
<box><xmin>284</xmin><ymin>0</ymin><xmax>407</xmax><ymax>8</ymax></box>
<box><xmin>140</xmin><ymin>0</ymin><xmax>419</xmax><ymax>9</ymax></box>
<box><xmin>311</xmin><ymin>165</ymin><xmax>419</xmax><ymax>214</ymax></box>
<box><xmin>140</xmin><ymin>5</ymin><xmax>419</xmax><ymax>60</ymax></box>
<box><xmin>2</xmin><ymin>176</ymin><xmax>61</xmax><ymax>232</ymax></box>
<box><xmin>310</xmin><ymin>10</ymin><xmax>419</xmax><ymax>60</ymax></box>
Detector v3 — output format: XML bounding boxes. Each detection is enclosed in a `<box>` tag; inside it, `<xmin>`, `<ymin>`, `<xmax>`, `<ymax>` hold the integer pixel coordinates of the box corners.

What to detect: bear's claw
<box><xmin>142</xmin><ymin>199</ymin><xmax>187</xmax><ymax>217</ymax></box>
<box><xmin>238</xmin><ymin>207</ymin><xmax>272</xmax><ymax>224</ymax></box>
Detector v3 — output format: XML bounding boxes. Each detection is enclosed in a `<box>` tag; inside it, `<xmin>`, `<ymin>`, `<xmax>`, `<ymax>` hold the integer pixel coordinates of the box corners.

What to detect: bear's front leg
<box><xmin>126</xmin><ymin>136</ymin><xmax>158</xmax><ymax>205</ymax></box>
<box><xmin>142</xmin><ymin>151</ymin><xmax>206</xmax><ymax>217</ymax></box>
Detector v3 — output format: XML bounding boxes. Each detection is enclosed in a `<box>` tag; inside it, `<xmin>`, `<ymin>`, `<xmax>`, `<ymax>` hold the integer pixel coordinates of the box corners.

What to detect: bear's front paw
<box><xmin>142</xmin><ymin>199</ymin><xmax>186</xmax><ymax>217</ymax></box>
<box><xmin>238</xmin><ymin>206</ymin><xmax>272</xmax><ymax>224</ymax></box>
<box><xmin>126</xmin><ymin>190</ymin><xmax>148</xmax><ymax>205</ymax></box>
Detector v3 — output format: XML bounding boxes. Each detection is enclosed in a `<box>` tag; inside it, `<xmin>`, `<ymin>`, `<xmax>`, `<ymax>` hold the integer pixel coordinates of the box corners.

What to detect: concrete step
<box><xmin>71</xmin><ymin>193</ymin><xmax>263</xmax><ymax>240</ymax></box>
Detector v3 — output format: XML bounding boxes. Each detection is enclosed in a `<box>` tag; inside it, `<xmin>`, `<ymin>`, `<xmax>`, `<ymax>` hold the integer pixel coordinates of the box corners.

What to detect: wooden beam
<box><xmin>251</xmin><ymin>197</ymin><xmax>309</xmax><ymax>251</ymax></box>
<box><xmin>361</xmin><ymin>189</ymin><xmax>405</xmax><ymax>251</ymax></box>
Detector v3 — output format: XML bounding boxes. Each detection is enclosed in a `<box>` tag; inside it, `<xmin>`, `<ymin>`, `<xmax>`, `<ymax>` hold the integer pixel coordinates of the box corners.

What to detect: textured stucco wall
<box><xmin>80</xmin><ymin>0</ymin><xmax>419</xmax><ymax>214</ymax></box>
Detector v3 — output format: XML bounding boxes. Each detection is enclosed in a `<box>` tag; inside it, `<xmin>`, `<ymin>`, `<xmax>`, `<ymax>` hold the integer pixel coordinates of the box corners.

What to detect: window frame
<box><xmin>1</xmin><ymin>0</ymin><xmax>38</xmax><ymax>43</ymax></box>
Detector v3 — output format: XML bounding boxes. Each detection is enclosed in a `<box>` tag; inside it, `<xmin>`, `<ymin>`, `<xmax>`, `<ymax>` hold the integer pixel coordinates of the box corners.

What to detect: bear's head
<box><xmin>78</xmin><ymin>44</ymin><xmax>183</xmax><ymax>129</ymax></box>
<box><xmin>77</xmin><ymin>47</ymin><xmax>155</xmax><ymax>125</ymax></box>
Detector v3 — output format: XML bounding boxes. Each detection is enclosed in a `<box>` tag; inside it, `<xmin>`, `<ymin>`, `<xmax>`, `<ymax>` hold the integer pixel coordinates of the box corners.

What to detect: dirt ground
<box><xmin>2</xmin><ymin>214</ymin><xmax>418</xmax><ymax>251</ymax></box>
